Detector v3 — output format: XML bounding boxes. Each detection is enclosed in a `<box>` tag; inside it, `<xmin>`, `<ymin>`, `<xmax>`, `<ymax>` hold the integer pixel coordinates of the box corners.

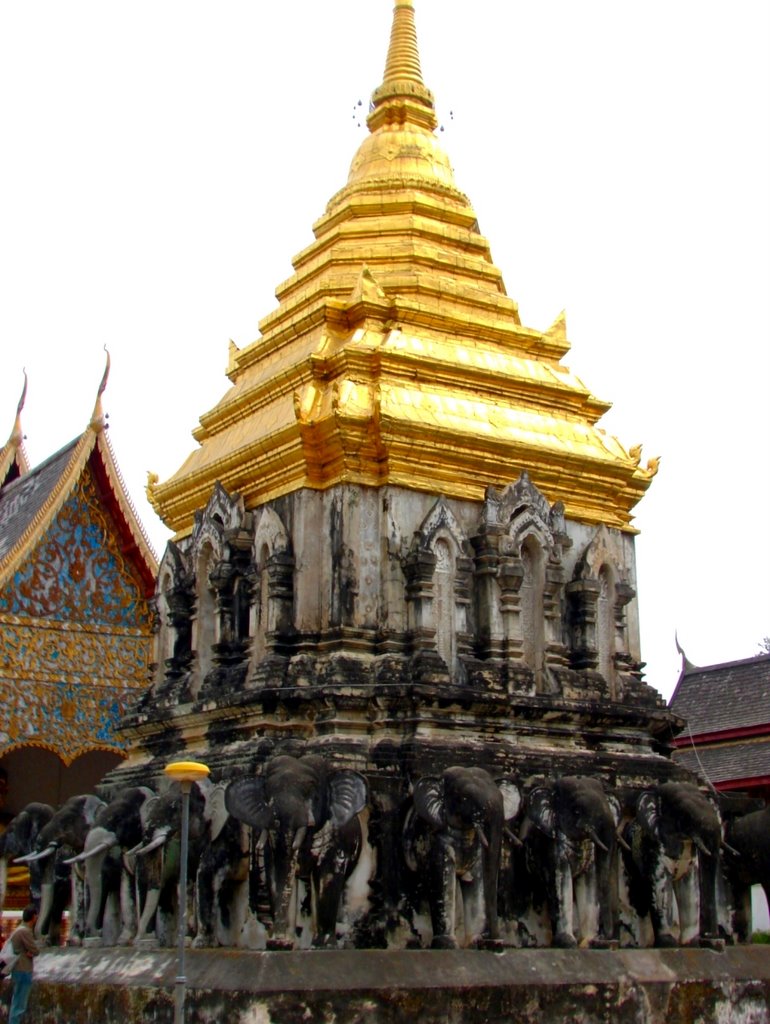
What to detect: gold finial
<box><xmin>8</xmin><ymin>370</ymin><xmax>28</xmax><ymax>447</ymax></box>
<box><xmin>90</xmin><ymin>347</ymin><xmax>111</xmax><ymax>432</ymax></box>
<box><xmin>369</xmin><ymin>0</ymin><xmax>436</xmax><ymax>132</ymax></box>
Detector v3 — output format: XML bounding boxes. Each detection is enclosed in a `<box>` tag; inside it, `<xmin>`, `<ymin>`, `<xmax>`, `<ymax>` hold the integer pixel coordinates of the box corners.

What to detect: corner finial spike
<box><xmin>8</xmin><ymin>370</ymin><xmax>28</xmax><ymax>447</ymax></box>
<box><xmin>90</xmin><ymin>347</ymin><xmax>111</xmax><ymax>432</ymax></box>
<box><xmin>369</xmin><ymin>0</ymin><xmax>436</xmax><ymax>132</ymax></box>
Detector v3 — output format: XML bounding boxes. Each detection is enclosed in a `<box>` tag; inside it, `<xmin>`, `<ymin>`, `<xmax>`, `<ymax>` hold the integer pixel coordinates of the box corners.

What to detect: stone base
<box><xmin>17</xmin><ymin>946</ymin><xmax>770</xmax><ymax>1023</ymax></box>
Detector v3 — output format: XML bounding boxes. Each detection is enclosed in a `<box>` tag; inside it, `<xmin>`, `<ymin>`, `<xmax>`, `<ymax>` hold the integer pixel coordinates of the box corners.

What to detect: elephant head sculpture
<box><xmin>15</xmin><ymin>794</ymin><xmax>106</xmax><ymax>945</ymax></box>
<box><xmin>720</xmin><ymin>802</ymin><xmax>770</xmax><ymax>942</ymax></box>
<box><xmin>62</xmin><ymin>787</ymin><xmax>155</xmax><ymax>945</ymax></box>
<box><xmin>523</xmin><ymin>775</ymin><xmax>621</xmax><ymax>948</ymax></box>
<box><xmin>132</xmin><ymin>779</ymin><xmax>226</xmax><ymax>946</ymax></box>
<box><xmin>404</xmin><ymin>766</ymin><xmax>520</xmax><ymax>949</ymax></box>
<box><xmin>622</xmin><ymin>781</ymin><xmax>723</xmax><ymax>947</ymax></box>
<box><xmin>0</xmin><ymin>803</ymin><xmax>55</xmax><ymax>915</ymax></box>
<box><xmin>225</xmin><ymin>753</ymin><xmax>368</xmax><ymax>950</ymax></box>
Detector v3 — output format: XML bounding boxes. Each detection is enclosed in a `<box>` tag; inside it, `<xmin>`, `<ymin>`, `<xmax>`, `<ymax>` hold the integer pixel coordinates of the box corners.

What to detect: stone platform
<box><xmin>15</xmin><ymin>946</ymin><xmax>770</xmax><ymax>1023</ymax></box>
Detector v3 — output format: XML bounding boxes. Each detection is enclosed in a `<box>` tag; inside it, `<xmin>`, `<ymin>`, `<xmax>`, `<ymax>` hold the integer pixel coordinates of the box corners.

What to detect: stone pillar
<box><xmin>566</xmin><ymin>578</ymin><xmax>601</xmax><ymax>671</ymax></box>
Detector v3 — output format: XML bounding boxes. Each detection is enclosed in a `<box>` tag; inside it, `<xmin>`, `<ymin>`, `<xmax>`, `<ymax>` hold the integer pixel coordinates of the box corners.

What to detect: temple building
<box><xmin>670</xmin><ymin>651</ymin><xmax>770</xmax><ymax>802</ymax></box>
<box><xmin>107</xmin><ymin>0</ymin><xmax>691</xmax><ymax>948</ymax></box>
<box><xmin>0</xmin><ymin>363</ymin><xmax>157</xmax><ymax>818</ymax></box>
<box><xmin>121</xmin><ymin>0</ymin><xmax>677</xmax><ymax>774</ymax></box>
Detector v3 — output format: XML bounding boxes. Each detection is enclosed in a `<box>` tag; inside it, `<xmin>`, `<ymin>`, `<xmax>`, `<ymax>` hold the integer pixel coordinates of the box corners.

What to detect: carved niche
<box><xmin>566</xmin><ymin>525</ymin><xmax>635</xmax><ymax>699</ymax></box>
<box><xmin>190</xmin><ymin>484</ymin><xmax>256</xmax><ymax>697</ymax></box>
<box><xmin>402</xmin><ymin>497</ymin><xmax>473</xmax><ymax>682</ymax></box>
<box><xmin>478</xmin><ymin>472</ymin><xmax>570</xmax><ymax>695</ymax></box>
<box><xmin>252</xmin><ymin>505</ymin><xmax>294</xmax><ymax>668</ymax></box>
<box><xmin>154</xmin><ymin>541</ymin><xmax>195</xmax><ymax>694</ymax></box>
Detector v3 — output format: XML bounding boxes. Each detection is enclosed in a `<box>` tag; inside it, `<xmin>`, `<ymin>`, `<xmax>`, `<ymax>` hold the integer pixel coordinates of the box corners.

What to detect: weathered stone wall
<box><xmin>24</xmin><ymin>947</ymin><xmax>770</xmax><ymax>1024</ymax></box>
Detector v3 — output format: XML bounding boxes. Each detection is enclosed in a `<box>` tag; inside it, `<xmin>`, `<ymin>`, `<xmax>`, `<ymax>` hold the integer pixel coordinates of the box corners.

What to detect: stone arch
<box><xmin>195</xmin><ymin>541</ymin><xmax>218</xmax><ymax>687</ymax></box>
<box><xmin>597</xmin><ymin>563</ymin><xmax>615</xmax><ymax>687</ymax></box>
<box><xmin>404</xmin><ymin>498</ymin><xmax>472</xmax><ymax>681</ymax></box>
<box><xmin>154</xmin><ymin>542</ymin><xmax>194</xmax><ymax>690</ymax></box>
<box><xmin>155</xmin><ymin>562</ymin><xmax>175</xmax><ymax>685</ymax></box>
<box><xmin>520</xmin><ymin>532</ymin><xmax>546</xmax><ymax>688</ymax></box>
<box><xmin>251</xmin><ymin>505</ymin><xmax>294</xmax><ymax>667</ymax></box>
<box><xmin>568</xmin><ymin>525</ymin><xmax>636</xmax><ymax>696</ymax></box>
<box><xmin>482</xmin><ymin>473</ymin><xmax>568</xmax><ymax>693</ymax></box>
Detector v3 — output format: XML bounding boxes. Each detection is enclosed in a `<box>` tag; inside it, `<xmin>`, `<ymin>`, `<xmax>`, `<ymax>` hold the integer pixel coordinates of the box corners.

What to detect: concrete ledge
<box><xmin>17</xmin><ymin>946</ymin><xmax>770</xmax><ymax>1023</ymax></box>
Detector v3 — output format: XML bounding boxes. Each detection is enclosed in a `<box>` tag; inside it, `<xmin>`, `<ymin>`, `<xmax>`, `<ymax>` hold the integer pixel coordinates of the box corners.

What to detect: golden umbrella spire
<box><xmin>369</xmin><ymin>0</ymin><xmax>437</xmax><ymax>132</ymax></box>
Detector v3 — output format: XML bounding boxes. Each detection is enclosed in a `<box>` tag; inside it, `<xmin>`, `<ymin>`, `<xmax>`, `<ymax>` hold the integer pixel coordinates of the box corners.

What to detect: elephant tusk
<box><xmin>504</xmin><ymin>826</ymin><xmax>523</xmax><ymax>848</ymax></box>
<box><xmin>692</xmin><ymin>834</ymin><xmax>712</xmax><ymax>858</ymax></box>
<box><xmin>62</xmin><ymin>839</ymin><xmax>115</xmax><ymax>866</ymax></box>
<box><xmin>257</xmin><ymin>829</ymin><xmax>269</xmax><ymax>850</ymax></box>
<box><xmin>722</xmin><ymin>840</ymin><xmax>741</xmax><ymax>858</ymax></box>
<box><xmin>475</xmin><ymin>825</ymin><xmax>490</xmax><ymax>850</ymax></box>
<box><xmin>586</xmin><ymin>829</ymin><xmax>609</xmax><ymax>854</ymax></box>
<box><xmin>292</xmin><ymin>826</ymin><xmax>307</xmax><ymax>852</ymax></box>
<box><xmin>14</xmin><ymin>844</ymin><xmax>56</xmax><ymax>865</ymax></box>
<box><xmin>134</xmin><ymin>833</ymin><xmax>168</xmax><ymax>857</ymax></box>
<box><xmin>616</xmin><ymin>832</ymin><xmax>632</xmax><ymax>854</ymax></box>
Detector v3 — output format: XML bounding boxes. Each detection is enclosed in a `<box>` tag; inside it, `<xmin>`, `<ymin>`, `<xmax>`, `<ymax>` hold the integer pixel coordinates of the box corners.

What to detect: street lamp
<box><xmin>165</xmin><ymin>759</ymin><xmax>210</xmax><ymax>1024</ymax></box>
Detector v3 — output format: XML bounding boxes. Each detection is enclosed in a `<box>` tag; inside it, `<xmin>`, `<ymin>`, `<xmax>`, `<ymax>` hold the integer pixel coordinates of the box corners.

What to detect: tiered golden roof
<box><xmin>150</xmin><ymin>0</ymin><xmax>656</xmax><ymax>536</ymax></box>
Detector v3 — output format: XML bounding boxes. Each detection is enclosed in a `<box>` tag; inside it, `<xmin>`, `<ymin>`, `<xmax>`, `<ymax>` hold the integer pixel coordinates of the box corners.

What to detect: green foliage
<box><xmin>751</xmin><ymin>931</ymin><xmax>770</xmax><ymax>944</ymax></box>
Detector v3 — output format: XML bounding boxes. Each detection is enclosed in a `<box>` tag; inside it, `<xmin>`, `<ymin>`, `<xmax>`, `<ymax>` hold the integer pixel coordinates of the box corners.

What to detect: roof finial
<box><xmin>8</xmin><ymin>370</ymin><xmax>28</xmax><ymax>447</ymax></box>
<box><xmin>90</xmin><ymin>347</ymin><xmax>111</xmax><ymax>432</ymax></box>
<box><xmin>368</xmin><ymin>0</ymin><xmax>437</xmax><ymax>133</ymax></box>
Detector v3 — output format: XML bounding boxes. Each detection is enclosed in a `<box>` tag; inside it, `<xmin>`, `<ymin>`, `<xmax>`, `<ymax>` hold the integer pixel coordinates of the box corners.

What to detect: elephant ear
<box><xmin>204</xmin><ymin>783</ymin><xmax>230</xmax><ymax>842</ymax></box>
<box><xmin>225</xmin><ymin>777</ymin><xmax>274</xmax><ymax>831</ymax></box>
<box><xmin>636</xmin><ymin>791</ymin><xmax>660</xmax><ymax>838</ymax></box>
<box><xmin>327</xmin><ymin>771</ymin><xmax>368</xmax><ymax>828</ymax></box>
<box><xmin>412</xmin><ymin>777</ymin><xmax>446</xmax><ymax>830</ymax></box>
<box><xmin>82</xmin><ymin>794</ymin><xmax>107</xmax><ymax>826</ymax></box>
<box><xmin>498</xmin><ymin>780</ymin><xmax>522</xmax><ymax>823</ymax></box>
<box><xmin>527</xmin><ymin>787</ymin><xmax>556</xmax><ymax>837</ymax></box>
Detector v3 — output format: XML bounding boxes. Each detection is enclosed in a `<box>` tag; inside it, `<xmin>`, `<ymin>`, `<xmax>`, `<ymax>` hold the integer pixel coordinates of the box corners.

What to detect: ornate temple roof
<box><xmin>0</xmin><ymin>358</ymin><xmax>157</xmax><ymax>601</ymax></box>
<box><xmin>0</xmin><ymin>359</ymin><xmax>158</xmax><ymax>765</ymax></box>
<box><xmin>149</xmin><ymin>0</ymin><xmax>657</xmax><ymax>537</ymax></box>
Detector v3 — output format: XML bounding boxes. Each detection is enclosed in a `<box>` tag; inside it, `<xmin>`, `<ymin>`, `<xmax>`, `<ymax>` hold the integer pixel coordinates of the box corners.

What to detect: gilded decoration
<box><xmin>0</xmin><ymin>466</ymin><xmax>153</xmax><ymax>761</ymax></box>
<box><xmin>149</xmin><ymin>1</ymin><xmax>654</xmax><ymax>538</ymax></box>
<box><xmin>0</xmin><ymin>468</ymin><xmax>147</xmax><ymax>623</ymax></box>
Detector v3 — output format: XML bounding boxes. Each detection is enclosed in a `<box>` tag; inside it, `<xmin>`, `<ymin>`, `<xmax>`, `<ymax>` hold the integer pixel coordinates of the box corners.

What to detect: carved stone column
<box><xmin>566</xmin><ymin>578</ymin><xmax>601</xmax><ymax>671</ymax></box>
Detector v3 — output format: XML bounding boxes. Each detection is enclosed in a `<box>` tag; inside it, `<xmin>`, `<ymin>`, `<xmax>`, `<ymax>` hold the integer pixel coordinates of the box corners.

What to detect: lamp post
<box><xmin>164</xmin><ymin>759</ymin><xmax>210</xmax><ymax>1024</ymax></box>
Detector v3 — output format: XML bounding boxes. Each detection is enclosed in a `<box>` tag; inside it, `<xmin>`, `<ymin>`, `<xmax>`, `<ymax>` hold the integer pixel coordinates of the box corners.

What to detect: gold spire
<box><xmin>151</xmin><ymin>3</ymin><xmax>653</xmax><ymax>537</ymax></box>
<box><xmin>369</xmin><ymin>0</ymin><xmax>436</xmax><ymax>132</ymax></box>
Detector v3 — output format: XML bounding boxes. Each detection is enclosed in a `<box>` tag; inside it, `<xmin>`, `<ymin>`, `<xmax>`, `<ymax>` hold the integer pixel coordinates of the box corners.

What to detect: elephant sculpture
<box><xmin>622</xmin><ymin>781</ymin><xmax>723</xmax><ymax>947</ymax></box>
<box><xmin>522</xmin><ymin>775</ymin><xmax>621</xmax><ymax>948</ymax></box>
<box><xmin>225</xmin><ymin>754</ymin><xmax>368</xmax><ymax>950</ymax></box>
<box><xmin>721</xmin><ymin>803</ymin><xmax>770</xmax><ymax>941</ymax></box>
<box><xmin>63</xmin><ymin>787</ymin><xmax>155</xmax><ymax>945</ymax></box>
<box><xmin>403</xmin><ymin>766</ymin><xmax>520</xmax><ymax>949</ymax></box>
<box><xmin>15</xmin><ymin>794</ymin><xmax>106</xmax><ymax>945</ymax></box>
<box><xmin>132</xmin><ymin>779</ymin><xmax>227</xmax><ymax>946</ymax></box>
<box><xmin>0</xmin><ymin>803</ymin><xmax>58</xmax><ymax>921</ymax></box>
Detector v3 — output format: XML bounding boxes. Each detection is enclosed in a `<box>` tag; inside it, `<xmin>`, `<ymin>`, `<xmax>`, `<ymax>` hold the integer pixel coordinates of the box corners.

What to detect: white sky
<box><xmin>1</xmin><ymin>1</ymin><xmax>768</xmax><ymax>701</ymax></box>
